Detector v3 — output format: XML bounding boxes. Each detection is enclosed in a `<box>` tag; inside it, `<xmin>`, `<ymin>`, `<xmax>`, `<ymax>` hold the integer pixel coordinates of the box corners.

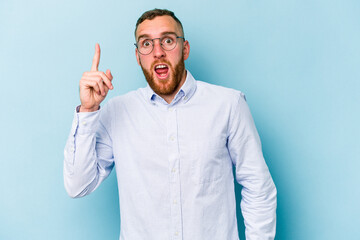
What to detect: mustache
<box><xmin>150</xmin><ymin>59</ymin><xmax>172</xmax><ymax>70</ymax></box>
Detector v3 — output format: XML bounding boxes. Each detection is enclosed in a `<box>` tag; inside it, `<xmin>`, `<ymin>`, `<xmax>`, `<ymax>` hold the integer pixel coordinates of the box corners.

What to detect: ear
<box><xmin>135</xmin><ymin>48</ymin><xmax>141</xmax><ymax>66</ymax></box>
<box><xmin>182</xmin><ymin>40</ymin><xmax>190</xmax><ymax>60</ymax></box>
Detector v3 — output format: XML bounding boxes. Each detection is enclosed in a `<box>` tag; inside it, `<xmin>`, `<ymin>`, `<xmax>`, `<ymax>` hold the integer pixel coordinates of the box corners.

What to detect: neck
<box><xmin>161</xmin><ymin>70</ymin><xmax>187</xmax><ymax>104</ymax></box>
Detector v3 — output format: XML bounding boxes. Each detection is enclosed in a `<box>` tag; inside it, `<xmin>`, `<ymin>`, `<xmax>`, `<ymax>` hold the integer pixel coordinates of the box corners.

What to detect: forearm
<box><xmin>63</xmin><ymin>110</ymin><xmax>109</xmax><ymax>198</ymax></box>
<box><xmin>234</xmin><ymin>135</ymin><xmax>277</xmax><ymax>239</ymax></box>
<box><xmin>240</xmin><ymin>171</ymin><xmax>277</xmax><ymax>240</ymax></box>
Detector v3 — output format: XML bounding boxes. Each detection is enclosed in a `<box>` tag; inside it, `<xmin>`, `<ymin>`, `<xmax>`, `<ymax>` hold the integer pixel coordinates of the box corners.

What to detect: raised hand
<box><xmin>79</xmin><ymin>43</ymin><xmax>113</xmax><ymax>112</ymax></box>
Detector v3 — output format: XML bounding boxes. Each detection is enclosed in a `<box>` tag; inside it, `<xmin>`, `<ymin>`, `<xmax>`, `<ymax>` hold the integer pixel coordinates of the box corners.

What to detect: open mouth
<box><xmin>154</xmin><ymin>64</ymin><xmax>169</xmax><ymax>79</ymax></box>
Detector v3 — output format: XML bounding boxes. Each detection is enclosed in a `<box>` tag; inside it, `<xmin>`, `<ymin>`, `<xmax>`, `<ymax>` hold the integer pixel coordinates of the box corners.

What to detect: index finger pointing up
<box><xmin>91</xmin><ymin>43</ymin><xmax>100</xmax><ymax>71</ymax></box>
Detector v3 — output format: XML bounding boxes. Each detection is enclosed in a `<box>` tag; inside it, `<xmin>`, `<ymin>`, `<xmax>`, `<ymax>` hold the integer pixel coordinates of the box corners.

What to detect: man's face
<box><xmin>135</xmin><ymin>16</ymin><xmax>190</xmax><ymax>97</ymax></box>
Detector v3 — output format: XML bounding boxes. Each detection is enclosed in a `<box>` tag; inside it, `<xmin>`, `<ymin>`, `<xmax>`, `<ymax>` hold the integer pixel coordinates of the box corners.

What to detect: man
<box><xmin>64</xmin><ymin>9</ymin><xmax>277</xmax><ymax>240</ymax></box>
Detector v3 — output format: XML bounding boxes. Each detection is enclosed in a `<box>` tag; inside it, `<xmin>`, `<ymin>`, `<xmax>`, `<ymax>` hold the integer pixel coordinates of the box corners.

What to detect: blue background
<box><xmin>1</xmin><ymin>0</ymin><xmax>359</xmax><ymax>239</ymax></box>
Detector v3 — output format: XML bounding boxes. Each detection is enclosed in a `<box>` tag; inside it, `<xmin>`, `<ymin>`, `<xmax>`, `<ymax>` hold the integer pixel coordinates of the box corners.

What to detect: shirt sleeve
<box><xmin>227</xmin><ymin>93</ymin><xmax>277</xmax><ymax>240</ymax></box>
<box><xmin>63</xmin><ymin>105</ymin><xmax>114</xmax><ymax>198</ymax></box>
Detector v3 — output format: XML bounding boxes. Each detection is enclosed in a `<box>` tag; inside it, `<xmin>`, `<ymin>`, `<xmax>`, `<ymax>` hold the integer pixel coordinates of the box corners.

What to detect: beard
<box><xmin>140</xmin><ymin>55</ymin><xmax>185</xmax><ymax>96</ymax></box>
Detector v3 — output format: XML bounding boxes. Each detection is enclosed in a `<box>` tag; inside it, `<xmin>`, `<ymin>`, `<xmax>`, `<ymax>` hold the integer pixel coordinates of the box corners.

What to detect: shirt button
<box><xmin>169</xmin><ymin>135</ymin><xmax>175</xmax><ymax>141</ymax></box>
<box><xmin>172</xmin><ymin>168</ymin><xmax>176</xmax><ymax>173</ymax></box>
<box><xmin>81</xmin><ymin>121</ymin><xmax>87</xmax><ymax>125</ymax></box>
<box><xmin>175</xmin><ymin>231</ymin><xmax>179</xmax><ymax>236</ymax></box>
<box><xmin>70</xmin><ymin>147</ymin><xmax>75</xmax><ymax>152</ymax></box>
<box><xmin>184</xmin><ymin>96</ymin><xmax>188</xmax><ymax>100</ymax></box>
<box><xmin>173</xmin><ymin>199</ymin><xmax>177</xmax><ymax>204</ymax></box>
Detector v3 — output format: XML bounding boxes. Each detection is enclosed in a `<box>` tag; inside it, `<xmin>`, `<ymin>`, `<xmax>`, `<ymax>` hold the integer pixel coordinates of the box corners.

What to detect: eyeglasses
<box><xmin>134</xmin><ymin>33</ymin><xmax>185</xmax><ymax>55</ymax></box>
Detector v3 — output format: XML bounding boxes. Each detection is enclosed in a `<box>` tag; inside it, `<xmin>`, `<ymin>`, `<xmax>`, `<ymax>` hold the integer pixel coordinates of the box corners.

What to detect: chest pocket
<box><xmin>189</xmin><ymin>139</ymin><xmax>229</xmax><ymax>184</ymax></box>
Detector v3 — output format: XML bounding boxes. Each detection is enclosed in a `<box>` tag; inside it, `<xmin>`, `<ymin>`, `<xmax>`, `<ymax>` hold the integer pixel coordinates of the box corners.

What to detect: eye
<box><xmin>141</xmin><ymin>40</ymin><xmax>152</xmax><ymax>48</ymax></box>
<box><xmin>163</xmin><ymin>37</ymin><xmax>174</xmax><ymax>45</ymax></box>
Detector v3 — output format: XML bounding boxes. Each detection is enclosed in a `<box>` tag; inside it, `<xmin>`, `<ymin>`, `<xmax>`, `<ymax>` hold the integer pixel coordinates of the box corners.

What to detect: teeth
<box><xmin>155</xmin><ymin>64</ymin><xmax>167</xmax><ymax>69</ymax></box>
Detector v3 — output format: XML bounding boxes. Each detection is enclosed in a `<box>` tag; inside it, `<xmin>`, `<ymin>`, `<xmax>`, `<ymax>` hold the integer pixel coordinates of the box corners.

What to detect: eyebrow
<box><xmin>137</xmin><ymin>31</ymin><xmax>179</xmax><ymax>42</ymax></box>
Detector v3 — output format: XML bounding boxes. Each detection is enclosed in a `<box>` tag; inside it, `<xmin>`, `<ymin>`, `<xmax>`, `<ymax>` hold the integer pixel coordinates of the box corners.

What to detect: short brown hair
<box><xmin>135</xmin><ymin>9</ymin><xmax>184</xmax><ymax>39</ymax></box>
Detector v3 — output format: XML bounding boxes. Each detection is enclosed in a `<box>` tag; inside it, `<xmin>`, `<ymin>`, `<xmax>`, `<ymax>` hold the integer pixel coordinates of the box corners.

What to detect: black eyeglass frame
<box><xmin>134</xmin><ymin>34</ymin><xmax>185</xmax><ymax>55</ymax></box>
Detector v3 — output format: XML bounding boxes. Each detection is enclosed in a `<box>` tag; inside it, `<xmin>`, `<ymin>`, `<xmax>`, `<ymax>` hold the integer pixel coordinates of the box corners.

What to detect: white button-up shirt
<box><xmin>64</xmin><ymin>71</ymin><xmax>277</xmax><ymax>240</ymax></box>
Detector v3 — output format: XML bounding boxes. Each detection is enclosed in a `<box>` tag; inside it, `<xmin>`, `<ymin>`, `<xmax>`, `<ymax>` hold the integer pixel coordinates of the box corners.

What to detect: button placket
<box><xmin>166</xmin><ymin>107</ymin><xmax>183</xmax><ymax>239</ymax></box>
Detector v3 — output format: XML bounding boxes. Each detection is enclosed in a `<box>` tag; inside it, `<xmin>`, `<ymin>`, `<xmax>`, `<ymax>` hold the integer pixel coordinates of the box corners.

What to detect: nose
<box><xmin>152</xmin><ymin>39</ymin><xmax>166</xmax><ymax>59</ymax></box>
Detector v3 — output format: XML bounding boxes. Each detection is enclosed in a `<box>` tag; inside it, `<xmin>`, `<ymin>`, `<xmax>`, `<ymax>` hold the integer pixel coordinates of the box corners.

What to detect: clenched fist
<box><xmin>79</xmin><ymin>43</ymin><xmax>113</xmax><ymax>112</ymax></box>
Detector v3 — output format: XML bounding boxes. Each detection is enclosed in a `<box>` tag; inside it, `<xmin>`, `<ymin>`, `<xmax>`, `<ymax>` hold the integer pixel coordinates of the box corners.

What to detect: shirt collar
<box><xmin>144</xmin><ymin>70</ymin><xmax>197</xmax><ymax>105</ymax></box>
